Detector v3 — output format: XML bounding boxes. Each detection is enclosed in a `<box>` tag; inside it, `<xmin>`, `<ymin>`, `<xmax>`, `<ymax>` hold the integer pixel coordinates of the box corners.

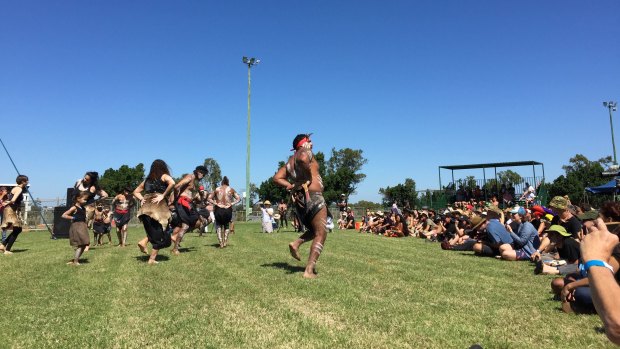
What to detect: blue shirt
<box><xmin>509</xmin><ymin>221</ymin><xmax>538</xmax><ymax>257</ymax></box>
<box><xmin>486</xmin><ymin>219</ymin><xmax>513</xmax><ymax>245</ymax></box>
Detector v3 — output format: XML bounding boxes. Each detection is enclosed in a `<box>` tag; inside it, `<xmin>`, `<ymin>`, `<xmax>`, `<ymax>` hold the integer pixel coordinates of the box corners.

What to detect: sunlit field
<box><xmin>0</xmin><ymin>223</ymin><xmax>613</xmax><ymax>348</ymax></box>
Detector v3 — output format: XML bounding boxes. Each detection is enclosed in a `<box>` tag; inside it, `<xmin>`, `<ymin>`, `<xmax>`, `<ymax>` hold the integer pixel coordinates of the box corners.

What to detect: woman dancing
<box><xmin>62</xmin><ymin>192</ymin><xmax>91</xmax><ymax>265</ymax></box>
<box><xmin>133</xmin><ymin>159</ymin><xmax>175</xmax><ymax>264</ymax></box>
<box><xmin>73</xmin><ymin>172</ymin><xmax>108</xmax><ymax>251</ymax></box>
<box><xmin>0</xmin><ymin>175</ymin><xmax>29</xmax><ymax>255</ymax></box>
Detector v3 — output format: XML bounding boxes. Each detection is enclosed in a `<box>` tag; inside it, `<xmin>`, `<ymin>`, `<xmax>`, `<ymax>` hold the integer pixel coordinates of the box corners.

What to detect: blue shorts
<box><xmin>515</xmin><ymin>249</ymin><xmax>530</xmax><ymax>261</ymax></box>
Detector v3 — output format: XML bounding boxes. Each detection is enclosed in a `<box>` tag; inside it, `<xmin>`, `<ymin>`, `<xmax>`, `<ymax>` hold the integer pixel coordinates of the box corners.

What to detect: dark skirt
<box><xmin>214</xmin><ymin>206</ymin><xmax>233</xmax><ymax>226</ymax></box>
<box><xmin>114</xmin><ymin>210</ymin><xmax>131</xmax><ymax>227</ymax></box>
<box><xmin>69</xmin><ymin>221</ymin><xmax>90</xmax><ymax>247</ymax></box>
<box><xmin>93</xmin><ymin>221</ymin><xmax>107</xmax><ymax>234</ymax></box>
<box><xmin>141</xmin><ymin>216</ymin><xmax>171</xmax><ymax>250</ymax></box>
<box><xmin>175</xmin><ymin>203</ymin><xmax>199</xmax><ymax>227</ymax></box>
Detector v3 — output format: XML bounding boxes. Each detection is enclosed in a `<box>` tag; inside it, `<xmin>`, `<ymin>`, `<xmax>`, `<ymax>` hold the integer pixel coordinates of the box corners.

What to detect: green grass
<box><xmin>0</xmin><ymin>223</ymin><xmax>614</xmax><ymax>348</ymax></box>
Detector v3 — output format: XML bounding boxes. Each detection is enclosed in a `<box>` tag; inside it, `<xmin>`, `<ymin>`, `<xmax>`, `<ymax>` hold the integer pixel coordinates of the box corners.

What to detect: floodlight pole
<box><xmin>605</xmin><ymin>101</ymin><xmax>618</xmax><ymax>165</ymax></box>
<box><xmin>243</xmin><ymin>56</ymin><xmax>260</xmax><ymax>221</ymax></box>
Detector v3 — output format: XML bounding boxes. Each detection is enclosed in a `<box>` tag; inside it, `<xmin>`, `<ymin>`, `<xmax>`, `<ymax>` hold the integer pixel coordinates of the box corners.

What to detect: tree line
<box><xmin>96</xmin><ymin>152</ymin><xmax>615</xmax><ymax>209</ymax></box>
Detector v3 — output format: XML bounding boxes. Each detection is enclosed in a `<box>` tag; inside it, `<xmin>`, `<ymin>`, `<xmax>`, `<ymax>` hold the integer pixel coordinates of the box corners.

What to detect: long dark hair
<box><xmin>397</xmin><ymin>213</ymin><xmax>411</xmax><ymax>237</ymax></box>
<box><xmin>147</xmin><ymin>159</ymin><xmax>170</xmax><ymax>181</ymax></box>
<box><xmin>84</xmin><ymin>171</ymin><xmax>99</xmax><ymax>190</ymax></box>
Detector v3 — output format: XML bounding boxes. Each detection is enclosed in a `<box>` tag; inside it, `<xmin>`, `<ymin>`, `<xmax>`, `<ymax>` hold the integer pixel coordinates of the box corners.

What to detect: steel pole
<box><xmin>246</xmin><ymin>64</ymin><xmax>251</xmax><ymax>220</ymax></box>
<box><xmin>609</xmin><ymin>105</ymin><xmax>617</xmax><ymax>165</ymax></box>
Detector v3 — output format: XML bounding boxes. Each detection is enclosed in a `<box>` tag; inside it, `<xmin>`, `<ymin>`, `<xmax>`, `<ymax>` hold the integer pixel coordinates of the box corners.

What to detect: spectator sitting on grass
<box><xmin>473</xmin><ymin>206</ymin><xmax>513</xmax><ymax>257</ymax></box>
<box><xmin>499</xmin><ymin>206</ymin><xmax>538</xmax><ymax>261</ymax></box>
<box><xmin>418</xmin><ymin>212</ymin><xmax>436</xmax><ymax>239</ymax></box>
<box><xmin>553</xmin><ymin>208</ymin><xmax>609</xmax><ymax>314</ymax></box>
<box><xmin>549</xmin><ymin>196</ymin><xmax>582</xmax><ymax>240</ymax></box>
<box><xmin>345</xmin><ymin>207</ymin><xmax>355</xmax><ymax>229</ymax></box>
<box><xmin>534</xmin><ymin>225</ymin><xmax>580</xmax><ymax>275</ymax></box>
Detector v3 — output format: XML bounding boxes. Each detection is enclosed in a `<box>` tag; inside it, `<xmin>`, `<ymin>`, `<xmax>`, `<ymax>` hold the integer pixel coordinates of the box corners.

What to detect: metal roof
<box><xmin>439</xmin><ymin>161</ymin><xmax>543</xmax><ymax>171</ymax></box>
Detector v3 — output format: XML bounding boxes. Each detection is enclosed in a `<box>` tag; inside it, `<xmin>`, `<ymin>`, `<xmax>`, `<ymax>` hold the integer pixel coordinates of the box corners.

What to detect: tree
<box><xmin>353</xmin><ymin>200</ymin><xmax>382</xmax><ymax>211</ymax></box>
<box><xmin>379</xmin><ymin>178</ymin><xmax>418</xmax><ymax>208</ymax></box>
<box><xmin>497</xmin><ymin>170</ymin><xmax>523</xmax><ymax>186</ymax></box>
<box><xmin>99</xmin><ymin>164</ymin><xmax>145</xmax><ymax>196</ymax></box>
<box><xmin>324</xmin><ymin>148</ymin><xmax>367</xmax><ymax>204</ymax></box>
<box><xmin>202</xmin><ymin>158</ymin><xmax>222</xmax><ymax>192</ymax></box>
<box><xmin>257</xmin><ymin>161</ymin><xmax>288</xmax><ymax>204</ymax></box>
<box><xmin>548</xmin><ymin>154</ymin><xmax>611</xmax><ymax>206</ymax></box>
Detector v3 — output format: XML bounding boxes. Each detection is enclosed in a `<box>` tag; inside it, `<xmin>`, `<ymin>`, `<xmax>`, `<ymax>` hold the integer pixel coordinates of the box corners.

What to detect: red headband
<box><xmin>292</xmin><ymin>137</ymin><xmax>310</xmax><ymax>151</ymax></box>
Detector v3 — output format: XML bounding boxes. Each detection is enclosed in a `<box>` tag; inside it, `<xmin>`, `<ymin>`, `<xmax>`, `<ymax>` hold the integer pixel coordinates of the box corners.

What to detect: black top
<box><xmin>444</xmin><ymin>221</ymin><xmax>457</xmax><ymax>239</ymax></box>
<box><xmin>552</xmin><ymin>215</ymin><xmax>582</xmax><ymax>239</ymax></box>
<box><xmin>7</xmin><ymin>189</ymin><xmax>24</xmax><ymax>209</ymax></box>
<box><xmin>558</xmin><ymin>237</ymin><xmax>580</xmax><ymax>264</ymax></box>
<box><xmin>145</xmin><ymin>178</ymin><xmax>167</xmax><ymax>194</ymax></box>
<box><xmin>73</xmin><ymin>206</ymin><xmax>86</xmax><ymax>222</ymax></box>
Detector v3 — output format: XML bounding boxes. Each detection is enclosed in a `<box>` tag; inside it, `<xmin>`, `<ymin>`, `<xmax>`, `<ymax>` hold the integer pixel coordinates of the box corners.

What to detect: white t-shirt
<box><xmin>261</xmin><ymin>207</ymin><xmax>273</xmax><ymax>223</ymax></box>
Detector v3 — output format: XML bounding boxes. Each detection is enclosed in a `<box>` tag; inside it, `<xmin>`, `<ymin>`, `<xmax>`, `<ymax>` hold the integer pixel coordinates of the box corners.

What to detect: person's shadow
<box><xmin>8</xmin><ymin>249</ymin><xmax>28</xmax><ymax>253</ymax></box>
<box><xmin>261</xmin><ymin>262</ymin><xmax>305</xmax><ymax>275</ymax></box>
<box><xmin>134</xmin><ymin>255</ymin><xmax>170</xmax><ymax>262</ymax></box>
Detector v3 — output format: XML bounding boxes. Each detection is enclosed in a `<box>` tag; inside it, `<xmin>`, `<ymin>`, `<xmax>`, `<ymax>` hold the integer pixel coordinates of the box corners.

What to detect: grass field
<box><xmin>0</xmin><ymin>223</ymin><xmax>614</xmax><ymax>348</ymax></box>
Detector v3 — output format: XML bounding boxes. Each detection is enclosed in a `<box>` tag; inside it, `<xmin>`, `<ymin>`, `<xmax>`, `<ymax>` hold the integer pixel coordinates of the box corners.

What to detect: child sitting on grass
<box><xmin>62</xmin><ymin>192</ymin><xmax>91</xmax><ymax>265</ymax></box>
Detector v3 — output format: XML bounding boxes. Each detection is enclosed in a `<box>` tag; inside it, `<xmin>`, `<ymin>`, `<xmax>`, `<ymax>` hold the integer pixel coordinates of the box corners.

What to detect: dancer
<box><xmin>208</xmin><ymin>176</ymin><xmax>241</xmax><ymax>248</ymax></box>
<box><xmin>112</xmin><ymin>187</ymin><xmax>134</xmax><ymax>247</ymax></box>
<box><xmin>73</xmin><ymin>172</ymin><xmax>108</xmax><ymax>251</ymax></box>
<box><xmin>92</xmin><ymin>204</ymin><xmax>107</xmax><ymax>246</ymax></box>
<box><xmin>194</xmin><ymin>185</ymin><xmax>211</xmax><ymax>237</ymax></box>
<box><xmin>0</xmin><ymin>186</ymin><xmax>8</xmax><ymax>244</ymax></box>
<box><xmin>274</xmin><ymin>134</ymin><xmax>329</xmax><ymax>278</ymax></box>
<box><xmin>62</xmin><ymin>192</ymin><xmax>91</xmax><ymax>265</ymax></box>
<box><xmin>134</xmin><ymin>159</ymin><xmax>175</xmax><ymax>264</ymax></box>
<box><xmin>99</xmin><ymin>207</ymin><xmax>113</xmax><ymax>245</ymax></box>
<box><xmin>278</xmin><ymin>201</ymin><xmax>288</xmax><ymax>232</ymax></box>
<box><xmin>0</xmin><ymin>175</ymin><xmax>29</xmax><ymax>255</ymax></box>
<box><xmin>170</xmin><ymin>166</ymin><xmax>208</xmax><ymax>255</ymax></box>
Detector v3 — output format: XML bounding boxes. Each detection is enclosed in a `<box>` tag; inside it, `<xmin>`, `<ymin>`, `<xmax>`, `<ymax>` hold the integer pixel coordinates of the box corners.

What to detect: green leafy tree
<box><xmin>203</xmin><ymin>158</ymin><xmax>222</xmax><ymax>192</ymax></box>
<box><xmin>257</xmin><ymin>161</ymin><xmax>289</xmax><ymax>204</ymax></box>
<box><xmin>99</xmin><ymin>164</ymin><xmax>145</xmax><ymax>196</ymax></box>
<box><xmin>378</xmin><ymin>178</ymin><xmax>418</xmax><ymax>208</ymax></box>
<box><xmin>497</xmin><ymin>170</ymin><xmax>523</xmax><ymax>186</ymax></box>
<box><xmin>353</xmin><ymin>200</ymin><xmax>382</xmax><ymax>211</ymax></box>
<box><xmin>548</xmin><ymin>154</ymin><xmax>612</xmax><ymax>206</ymax></box>
<box><xmin>324</xmin><ymin>148</ymin><xmax>367</xmax><ymax>204</ymax></box>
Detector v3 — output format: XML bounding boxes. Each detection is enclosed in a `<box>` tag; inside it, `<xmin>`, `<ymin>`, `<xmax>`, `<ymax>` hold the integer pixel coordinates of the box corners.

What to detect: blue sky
<box><xmin>1</xmin><ymin>1</ymin><xmax>619</xmax><ymax>204</ymax></box>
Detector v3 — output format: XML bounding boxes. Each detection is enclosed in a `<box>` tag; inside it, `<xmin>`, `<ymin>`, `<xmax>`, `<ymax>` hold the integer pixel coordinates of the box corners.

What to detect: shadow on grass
<box><xmin>134</xmin><ymin>255</ymin><xmax>171</xmax><ymax>262</ymax></box>
<box><xmin>7</xmin><ymin>249</ymin><xmax>29</xmax><ymax>253</ymax></box>
<box><xmin>178</xmin><ymin>247</ymin><xmax>197</xmax><ymax>253</ymax></box>
<box><xmin>261</xmin><ymin>262</ymin><xmax>305</xmax><ymax>275</ymax></box>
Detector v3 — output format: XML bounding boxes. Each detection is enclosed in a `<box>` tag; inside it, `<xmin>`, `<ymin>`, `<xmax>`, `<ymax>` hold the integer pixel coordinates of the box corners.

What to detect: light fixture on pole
<box><xmin>603</xmin><ymin>101</ymin><xmax>619</xmax><ymax>177</ymax></box>
<box><xmin>243</xmin><ymin>56</ymin><xmax>260</xmax><ymax>220</ymax></box>
<box><xmin>605</xmin><ymin>101</ymin><xmax>618</xmax><ymax>163</ymax></box>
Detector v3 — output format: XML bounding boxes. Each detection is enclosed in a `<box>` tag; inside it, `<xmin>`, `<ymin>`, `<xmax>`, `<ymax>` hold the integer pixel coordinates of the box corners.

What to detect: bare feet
<box><xmin>138</xmin><ymin>243</ymin><xmax>148</xmax><ymax>255</ymax></box>
<box><xmin>289</xmin><ymin>243</ymin><xmax>301</xmax><ymax>261</ymax></box>
<box><xmin>0</xmin><ymin>244</ymin><xmax>5</xmax><ymax>252</ymax></box>
<box><xmin>562</xmin><ymin>301</ymin><xmax>574</xmax><ymax>313</ymax></box>
<box><xmin>84</xmin><ymin>245</ymin><xmax>90</xmax><ymax>252</ymax></box>
<box><xmin>302</xmin><ymin>271</ymin><xmax>318</xmax><ymax>279</ymax></box>
<box><xmin>171</xmin><ymin>249</ymin><xmax>180</xmax><ymax>256</ymax></box>
<box><xmin>66</xmin><ymin>261</ymin><xmax>80</xmax><ymax>266</ymax></box>
<box><xmin>4</xmin><ymin>250</ymin><xmax>13</xmax><ymax>255</ymax></box>
<box><xmin>147</xmin><ymin>259</ymin><xmax>159</xmax><ymax>265</ymax></box>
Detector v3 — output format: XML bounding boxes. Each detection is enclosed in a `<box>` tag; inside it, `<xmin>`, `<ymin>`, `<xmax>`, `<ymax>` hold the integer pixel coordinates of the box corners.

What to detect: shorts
<box><xmin>515</xmin><ymin>249</ymin><xmax>530</xmax><ymax>261</ymax></box>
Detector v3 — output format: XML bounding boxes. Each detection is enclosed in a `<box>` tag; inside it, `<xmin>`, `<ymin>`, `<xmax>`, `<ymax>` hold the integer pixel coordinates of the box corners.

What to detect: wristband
<box><xmin>583</xmin><ymin>260</ymin><xmax>614</xmax><ymax>274</ymax></box>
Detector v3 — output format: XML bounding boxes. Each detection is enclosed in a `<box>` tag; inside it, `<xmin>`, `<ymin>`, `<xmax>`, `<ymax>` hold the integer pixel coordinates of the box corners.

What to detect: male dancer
<box><xmin>194</xmin><ymin>185</ymin><xmax>211</xmax><ymax>237</ymax></box>
<box><xmin>112</xmin><ymin>187</ymin><xmax>134</xmax><ymax>247</ymax></box>
<box><xmin>208</xmin><ymin>176</ymin><xmax>240</xmax><ymax>248</ymax></box>
<box><xmin>277</xmin><ymin>201</ymin><xmax>288</xmax><ymax>232</ymax></box>
<box><xmin>171</xmin><ymin>166</ymin><xmax>208</xmax><ymax>255</ymax></box>
<box><xmin>273</xmin><ymin>134</ymin><xmax>328</xmax><ymax>278</ymax></box>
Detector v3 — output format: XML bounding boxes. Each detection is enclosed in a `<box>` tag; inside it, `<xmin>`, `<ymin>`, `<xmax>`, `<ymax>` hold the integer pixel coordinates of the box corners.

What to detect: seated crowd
<box><xmin>355</xmin><ymin>195</ymin><xmax>620</xmax><ymax>323</ymax></box>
